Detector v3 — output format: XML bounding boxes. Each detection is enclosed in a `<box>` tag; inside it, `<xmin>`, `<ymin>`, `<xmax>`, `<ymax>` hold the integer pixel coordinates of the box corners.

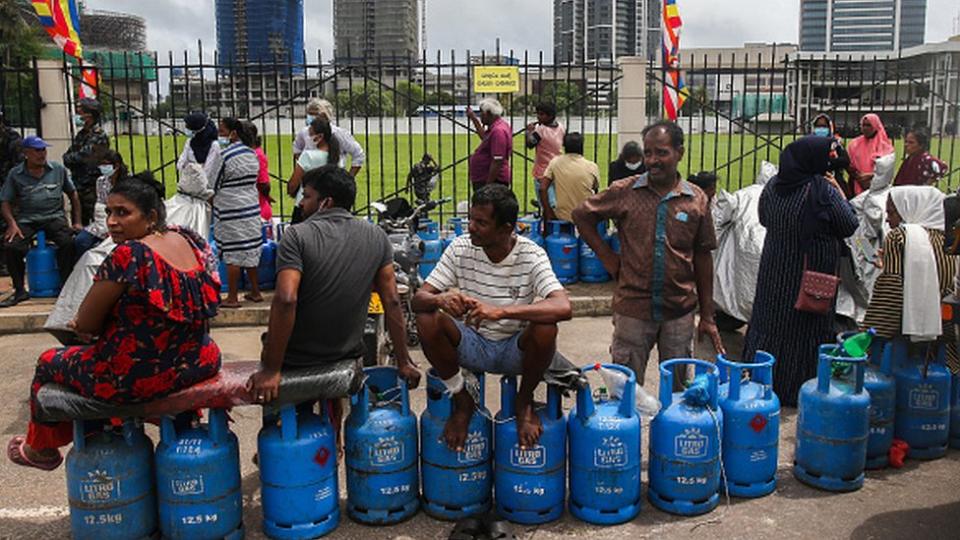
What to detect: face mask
<box><xmin>305</xmin><ymin>114</ymin><xmax>316</xmax><ymax>126</ymax></box>
<box><xmin>625</xmin><ymin>160</ymin><xmax>642</xmax><ymax>171</ymax></box>
<box><xmin>298</xmin><ymin>149</ymin><xmax>329</xmax><ymax>171</ymax></box>
<box><xmin>74</xmin><ymin>115</ymin><xmax>85</xmax><ymax>127</ymax></box>
<box><xmin>813</xmin><ymin>126</ymin><xmax>831</xmax><ymax>138</ymax></box>
<box><xmin>218</xmin><ymin>137</ymin><xmax>231</xmax><ymax>147</ymax></box>
<box><xmin>99</xmin><ymin>164</ymin><xmax>115</xmax><ymax>177</ymax></box>
<box><xmin>185</xmin><ymin>128</ymin><xmax>197</xmax><ymax>138</ymax></box>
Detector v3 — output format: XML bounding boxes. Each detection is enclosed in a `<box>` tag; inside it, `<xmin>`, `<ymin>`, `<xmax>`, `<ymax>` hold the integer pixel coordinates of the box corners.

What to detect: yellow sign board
<box><xmin>473</xmin><ymin>66</ymin><xmax>520</xmax><ymax>94</ymax></box>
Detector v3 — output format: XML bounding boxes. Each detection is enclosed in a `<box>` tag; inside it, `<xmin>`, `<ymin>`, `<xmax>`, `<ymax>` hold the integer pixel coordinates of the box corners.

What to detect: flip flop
<box><xmin>243</xmin><ymin>293</ymin><xmax>264</xmax><ymax>303</ymax></box>
<box><xmin>220</xmin><ymin>301</ymin><xmax>242</xmax><ymax>309</ymax></box>
<box><xmin>0</xmin><ymin>291</ymin><xmax>29</xmax><ymax>308</ymax></box>
<box><xmin>7</xmin><ymin>436</ymin><xmax>63</xmax><ymax>471</ymax></box>
<box><xmin>485</xmin><ymin>518</ymin><xmax>518</xmax><ymax>540</ymax></box>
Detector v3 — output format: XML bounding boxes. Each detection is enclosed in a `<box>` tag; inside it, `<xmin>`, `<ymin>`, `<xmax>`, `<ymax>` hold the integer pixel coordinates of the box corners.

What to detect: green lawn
<box><xmin>108</xmin><ymin>132</ymin><xmax>960</xmax><ymax>221</ymax></box>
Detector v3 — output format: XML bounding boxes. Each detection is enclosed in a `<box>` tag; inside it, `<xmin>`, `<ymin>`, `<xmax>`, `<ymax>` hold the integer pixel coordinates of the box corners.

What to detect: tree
<box><xmin>425</xmin><ymin>90</ymin><xmax>455</xmax><ymax>106</ymax></box>
<box><xmin>541</xmin><ymin>81</ymin><xmax>585</xmax><ymax>115</ymax></box>
<box><xmin>0</xmin><ymin>0</ymin><xmax>42</xmax><ymax>66</ymax></box>
<box><xmin>393</xmin><ymin>80</ymin><xmax>424</xmax><ymax>116</ymax></box>
<box><xmin>681</xmin><ymin>85</ymin><xmax>711</xmax><ymax>116</ymax></box>
<box><xmin>336</xmin><ymin>85</ymin><xmax>396</xmax><ymax>117</ymax></box>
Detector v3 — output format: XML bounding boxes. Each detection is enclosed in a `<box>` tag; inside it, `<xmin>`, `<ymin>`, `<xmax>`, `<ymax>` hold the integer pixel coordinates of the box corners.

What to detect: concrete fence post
<box><xmin>617</xmin><ymin>56</ymin><xmax>647</xmax><ymax>154</ymax></box>
<box><xmin>36</xmin><ymin>59</ymin><xmax>72</xmax><ymax>159</ymax></box>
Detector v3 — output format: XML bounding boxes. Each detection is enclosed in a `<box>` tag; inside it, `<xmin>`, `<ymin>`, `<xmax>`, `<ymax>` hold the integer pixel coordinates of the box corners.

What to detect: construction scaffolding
<box><xmin>81</xmin><ymin>9</ymin><xmax>147</xmax><ymax>52</ymax></box>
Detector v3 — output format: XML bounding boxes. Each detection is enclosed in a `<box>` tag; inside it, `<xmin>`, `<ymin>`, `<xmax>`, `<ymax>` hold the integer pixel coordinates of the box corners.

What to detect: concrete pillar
<box><xmin>36</xmin><ymin>59</ymin><xmax>72</xmax><ymax>160</ymax></box>
<box><xmin>617</xmin><ymin>56</ymin><xmax>647</xmax><ymax>153</ymax></box>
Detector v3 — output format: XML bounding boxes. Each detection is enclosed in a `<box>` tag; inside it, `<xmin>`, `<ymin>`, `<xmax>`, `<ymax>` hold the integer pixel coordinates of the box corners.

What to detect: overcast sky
<box><xmin>84</xmin><ymin>0</ymin><xmax>960</xmax><ymax>58</ymax></box>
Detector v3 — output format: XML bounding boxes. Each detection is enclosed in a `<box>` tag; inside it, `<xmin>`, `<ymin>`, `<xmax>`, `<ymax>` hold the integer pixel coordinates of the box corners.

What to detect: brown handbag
<box><xmin>794</xmin><ymin>256</ymin><xmax>839</xmax><ymax>315</ymax></box>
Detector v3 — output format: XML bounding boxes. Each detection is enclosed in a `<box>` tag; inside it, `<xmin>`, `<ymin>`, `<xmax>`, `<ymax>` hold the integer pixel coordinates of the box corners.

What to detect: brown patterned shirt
<box><xmin>578</xmin><ymin>173</ymin><xmax>717</xmax><ymax>321</ymax></box>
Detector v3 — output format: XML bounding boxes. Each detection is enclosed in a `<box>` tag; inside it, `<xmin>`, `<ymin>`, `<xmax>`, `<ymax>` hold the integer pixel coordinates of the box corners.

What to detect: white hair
<box><xmin>478</xmin><ymin>98</ymin><xmax>503</xmax><ymax>117</ymax></box>
<box><xmin>307</xmin><ymin>98</ymin><xmax>335</xmax><ymax>120</ymax></box>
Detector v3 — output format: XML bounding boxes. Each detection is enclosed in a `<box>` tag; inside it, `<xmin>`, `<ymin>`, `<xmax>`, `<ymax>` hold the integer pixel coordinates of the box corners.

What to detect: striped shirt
<box><xmin>426</xmin><ymin>235</ymin><xmax>563</xmax><ymax>341</ymax></box>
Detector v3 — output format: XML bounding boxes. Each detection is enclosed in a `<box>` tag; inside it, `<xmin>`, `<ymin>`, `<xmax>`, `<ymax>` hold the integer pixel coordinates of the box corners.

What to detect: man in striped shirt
<box><xmin>413</xmin><ymin>185</ymin><xmax>572</xmax><ymax>450</ymax></box>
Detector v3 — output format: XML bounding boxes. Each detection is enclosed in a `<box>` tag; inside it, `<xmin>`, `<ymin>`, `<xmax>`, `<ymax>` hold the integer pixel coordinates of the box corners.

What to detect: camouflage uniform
<box><xmin>0</xmin><ymin>125</ymin><xmax>22</xmax><ymax>186</ymax></box>
<box><xmin>62</xmin><ymin>124</ymin><xmax>109</xmax><ymax>226</ymax></box>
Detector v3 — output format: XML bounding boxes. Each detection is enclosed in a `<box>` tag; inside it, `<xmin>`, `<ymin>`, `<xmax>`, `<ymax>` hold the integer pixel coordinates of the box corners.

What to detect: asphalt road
<box><xmin>1</xmin><ymin>318</ymin><xmax>958</xmax><ymax>539</ymax></box>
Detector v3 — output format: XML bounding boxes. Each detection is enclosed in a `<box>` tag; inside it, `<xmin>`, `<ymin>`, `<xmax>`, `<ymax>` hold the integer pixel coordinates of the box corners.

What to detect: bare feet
<box><xmin>443</xmin><ymin>390</ymin><xmax>475</xmax><ymax>451</ymax></box>
<box><xmin>515</xmin><ymin>399</ymin><xmax>543</xmax><ymax>449</ymax></box>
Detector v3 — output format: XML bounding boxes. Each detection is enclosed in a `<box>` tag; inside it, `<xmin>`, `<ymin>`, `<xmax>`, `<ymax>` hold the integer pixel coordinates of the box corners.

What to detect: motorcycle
<box><xmin>363</xmin><ymin>153</ymin><xmax>450</xmax><ymax>366</ymax></box>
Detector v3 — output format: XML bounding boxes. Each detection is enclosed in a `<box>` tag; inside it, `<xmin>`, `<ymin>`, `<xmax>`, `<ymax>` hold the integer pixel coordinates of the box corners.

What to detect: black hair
<box><xmin>642</xmin><ymin>121</ymin><xmax>684</xmax><ymax>150</ymax></box>
<box><xmin>535</xmin><ymin>101</ymin><xmax>557</xmax><ymax>119</ymax></box>
<box><xmin>471</xmin><ymin>184</ymin><xmax>518</xmax><ymax>228</ymax></box>
<box><xmin>944</xmin><ymin>195</ymin><xmax>960</xmax><ymax>253</ymax></box>
<box><xmin>220</xmin><ymin>117</ymin><xmax>255</xmax><ymax>147</ymax></box>
<box><xmin>100</xmin><ymin>149</ymin><xmax>129</xmax><ymax>180</ymax></box>
<box><xmin>620</xmin><ymin>141</ymin><xmax>642</xmax><ymax>161</ymax></box>
<box><xmin>242</xmin><ymin>120</ymin><xmax>262</xmax><ymax>148</ymax></box>
<box><xmin>308</xmin><ymin>117</ymin><xmax>342</xmax><ymax>166</ymax></box>
<box><xmin>688</xmin><ymin>171</ymin><xmax>718</xmax><ymax>191</ymax></box>
<box><xmin>302</xmin><ymin>164</ymin><xmax>356</xmax><ymax>210</ymax></box>
<box><xmin>905</xmin><ymin>127</ymin><xmax>930</xmax><ymax>151</ymax></box>
<box><xmin>563</xmin><ymin>132</ymin><xmax>584</xmax><ymax>154</ymax></box>
<box><xmin>110</xmin><ymin>171</ymin><xmax>167</xmax><ymax>230</ymax></box>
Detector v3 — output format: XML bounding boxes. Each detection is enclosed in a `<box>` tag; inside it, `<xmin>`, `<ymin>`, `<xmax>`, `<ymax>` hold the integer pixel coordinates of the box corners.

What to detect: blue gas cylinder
<box><xmin>208</xmin><ymin>230</ymin><xmax>230</xmax><ymax>294</ymax></box>
<box><xmin>26</xmin><ymin>230</ymin><xmax>60</xmax><ymax>297</ymax></box>
<box><xmin>794</xmin><ymin>345</ymin><xmax>870</xmax><ymax>492</ymax></box>
<box><xmin>648</xmin><ymin>359</ymin><xmax>723</xmax><ymax>516</ymax></box>
<box><xmin>494</xmin><ymin>376</ymin><xmax>566</xmax><ymax>525</ymax></box>
<box><xmin>517</xmin><ymin>217</ymin><xmax>544</xmax><ymax>249</ymax></box>
<box><xmin>717</xmin><ymin>352</ymin><xmax>780</xmax><ymax>498</ymax></box>
<box><xmin>578</xmin><ymin>222</ymin><xmax>610</xmax><ymax>283</ymax></box>
<box><xmin>837</xmin><ymin>333</ymin><xmax>896</xmax><ymax>469</ymax></box>
<box><xmin>546</xmin><ymin>221</ymin><xmax>578</xmax><ymax>284</ymax></box>
<box><xmin>567</xmin><ymin>364</ymin><xmax>642</xmax><ymax>525</ymax></box>
<box><xmin>418</xmin><ymin>221</ymin><xmax>443</xmax><ymax>280</ymax></box>
<box><xmin>259</xmin><ymin>402</ymin><xmax>339</xmax><ymax>538</ymax></box>
<box><xmin>950</xmin><ymin>373</ymin><xmax>960</xmax><ymax>450</ymax></box>
<box><xmin>892</xmin><ymin>339</ymin><xmax>951</xmax><ymax>460</ymax></box>
<box><xmin>420</xmin><ymin>369</ymin><xmax>493</xmax><ymax>520</ymax></box>
<box><xmin>443</xmin><ymin>217</ymin><xmax>464</xmax><ymax>252</ymax></box>
<box><xmin>257</xmin><ymin>224</ymin><xmax>277</xmax><ymax>290</ymax></box>
<box><xmin>155</xmin><ymin>409</ymin><xmax>243</xmax><ymax>540</ymax></box>
<box><xmin>66</xmin><ymin>420</ymin><xmax>156</xmax><ymax>540</ymax></box>
<box><xmin>345</xmin><ymin>366</ymin><xmax>420</xmax><ymax>524</ymax></box>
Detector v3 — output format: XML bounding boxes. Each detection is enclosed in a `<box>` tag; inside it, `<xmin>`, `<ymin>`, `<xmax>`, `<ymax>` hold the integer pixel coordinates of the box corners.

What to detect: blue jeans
<box><xmin>453</xmin><ymin>319</ymin><xmax>525</xmax><ymax>375</ymax></box>
<box><xmin>73</xmin><ymin>230</ymin><xmax>103</xmax><ymax>261</ymax></box>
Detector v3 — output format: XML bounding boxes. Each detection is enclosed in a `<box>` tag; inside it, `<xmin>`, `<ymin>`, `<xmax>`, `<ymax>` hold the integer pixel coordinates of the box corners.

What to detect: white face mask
<box><xmin>306</xmin><ymin>114</ymin><xmax>316</xmax><ymax>126</ymax></box>
<box><xmin>298</xmin><ymin>149</ymin><xmax>329</xmax><ymax>171</ymax></box>
<box><xmin>625</xmin><ymin>160</ymin><xmax>643</xmax><ymax>171</ymax></box>
<box><xmin>217</xmin><ymin>137</ymin><xmax>231</xmax><ymax>147</ymax></box>
<box><xmin>99</xmin><ymin>164</ymin><xmax>115</xmax><ymax>177</ymax></box>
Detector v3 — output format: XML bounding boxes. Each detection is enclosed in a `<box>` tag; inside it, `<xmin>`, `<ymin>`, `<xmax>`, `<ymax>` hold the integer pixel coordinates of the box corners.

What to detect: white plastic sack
<box><xmin>712</xmin><ymin>161</ymin><xmax>777</xmax><ymax>323</ymax></box>
<box><xmin>166</xmin><ymin>161</ymin><xmax>212</xmax><ymax>236</ymax></box>
<box><xmin>837</xmin><ymin>152</ymin><xmax>896</xmax><ymax>322</ymax></box>
<box><xmin>44</xmin><ymin>238</ymin><xmax>117</xmax><ymax>335</ymax></box>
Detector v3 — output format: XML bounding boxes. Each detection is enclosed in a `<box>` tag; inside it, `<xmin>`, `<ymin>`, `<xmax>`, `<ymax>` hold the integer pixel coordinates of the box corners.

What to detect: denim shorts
<box><xmin>454</xmin><ymin>319</ymin><xmax>524</xmax><ymax>375</ymax></box>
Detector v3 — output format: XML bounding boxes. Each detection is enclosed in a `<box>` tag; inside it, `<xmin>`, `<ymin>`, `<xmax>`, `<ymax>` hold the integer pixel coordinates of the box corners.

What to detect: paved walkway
<box><xmin>1</xmin><ymin>320</ymin><xmax>958</xmax><ymax>539</ymax></box>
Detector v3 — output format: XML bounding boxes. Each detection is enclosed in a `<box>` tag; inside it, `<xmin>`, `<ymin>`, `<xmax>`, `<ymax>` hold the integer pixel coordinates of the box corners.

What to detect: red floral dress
<box><xmin>27</xmin><ymin>226</ymin><xmax>222</xmax><ymax>450</ymax></box>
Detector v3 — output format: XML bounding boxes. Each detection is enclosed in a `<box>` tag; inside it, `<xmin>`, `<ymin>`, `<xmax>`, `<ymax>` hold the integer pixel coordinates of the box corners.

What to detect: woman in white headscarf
<box><xmin>862</xmin><ymin>186</ymin><xmax>958</xmax><ymax>371</ymax></box>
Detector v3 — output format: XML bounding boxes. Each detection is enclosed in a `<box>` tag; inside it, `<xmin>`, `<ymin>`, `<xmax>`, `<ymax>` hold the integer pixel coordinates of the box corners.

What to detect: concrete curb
<box><xmin>0</xmin><ymin>295</ymin><xmax>614</xmax><ymax>336</ymax></box>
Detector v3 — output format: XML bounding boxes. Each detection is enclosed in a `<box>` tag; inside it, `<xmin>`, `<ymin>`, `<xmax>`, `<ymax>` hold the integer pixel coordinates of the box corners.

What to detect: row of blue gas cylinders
<box><xmin>517</xmin><ymin>217</ymin><xmax>618</xmax><ymax>284</ymax></box>
<box><xmin>794</xmin><ymin>336</ymin><xmax>959</xmax><ymax>494</ymax></box>
<box><xmin>209</xmin><ymin>223</ymin><xmax>278</xmax><ymax>292</ymax></box>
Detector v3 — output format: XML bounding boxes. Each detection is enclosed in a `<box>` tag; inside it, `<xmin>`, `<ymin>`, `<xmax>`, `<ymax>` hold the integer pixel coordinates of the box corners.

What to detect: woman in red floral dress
<box><xmin>7</xmin><ymin>174</ymin><xmax>222</xmax><ymax>470</ymax></box>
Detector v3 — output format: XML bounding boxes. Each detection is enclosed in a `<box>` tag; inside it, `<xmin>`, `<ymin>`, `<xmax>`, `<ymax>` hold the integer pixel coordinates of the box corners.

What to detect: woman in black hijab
<box><xmin>741</xmin><ymin>136</ymin><xmax>858</xmax><ymax>406</ymax></box>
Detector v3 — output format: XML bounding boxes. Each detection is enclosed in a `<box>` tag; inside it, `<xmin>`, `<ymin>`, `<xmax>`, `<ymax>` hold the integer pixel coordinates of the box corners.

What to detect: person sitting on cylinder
<box><xmin>7</xmin><ymin>174</ymin><xmax>223</xmax><ymax>470</ymax></box>
<box><xmin>1</xmin><ymin>136</ymin><xmax>82</xmax><ymax>307</ymax></box>
<box><xmin>539</xmin><ymin>132</ymin><xmax>600</xmax><ymax>224</ymax></box>
<box><xmin>413</xmin><ymin>184</ymin><xmax>572</xmax><ymax>450</ymax></box>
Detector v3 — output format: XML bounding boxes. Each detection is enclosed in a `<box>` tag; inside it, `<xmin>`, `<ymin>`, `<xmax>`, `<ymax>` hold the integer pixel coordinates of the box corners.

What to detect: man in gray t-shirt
<box><xmin>247</xmin><ymin>165</ymin><xmax>420</xmax><ymax>403</ymax></box>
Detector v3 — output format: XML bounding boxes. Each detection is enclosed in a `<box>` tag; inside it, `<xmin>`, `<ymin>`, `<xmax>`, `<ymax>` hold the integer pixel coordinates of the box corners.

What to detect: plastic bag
<box><xmin>595</xmin><ymin>364</ymin><xmax>661</xmax><ymax>417</ymax></box>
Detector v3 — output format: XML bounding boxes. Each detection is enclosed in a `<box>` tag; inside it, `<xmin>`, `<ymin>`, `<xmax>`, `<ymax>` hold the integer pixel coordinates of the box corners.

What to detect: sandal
<box><xmin>484</xmin><ymin>517</ymin><xmax>518</xmax><ymax>540</ymax></box>
<box><xmin>7</xmin><ymin>435</ymin><xmax>63</xmax><ymax>471</ymax></box>
<box><xmin>220</xmin><ymin>300</ymin><xmax>242</xmax><ymax>309</ymax></box>
<box><xmin>243</xmin><ymin>293</ymin><xmax>264</xmax><ymax>303</ymax></box>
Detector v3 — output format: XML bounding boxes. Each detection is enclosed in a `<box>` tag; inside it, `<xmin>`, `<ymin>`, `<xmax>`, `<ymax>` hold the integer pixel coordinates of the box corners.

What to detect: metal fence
<box><xmin>2</xmin><ymin>45</ymin><xmax>959</xmax><ymax>222</ymax></box>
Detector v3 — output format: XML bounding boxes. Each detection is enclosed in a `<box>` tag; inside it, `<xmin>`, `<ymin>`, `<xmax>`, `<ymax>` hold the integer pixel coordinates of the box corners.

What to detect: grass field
<box><xmin>108</xmin><ymin>132</ymin><xmax>960</xmax><ymax>220</ymax></box>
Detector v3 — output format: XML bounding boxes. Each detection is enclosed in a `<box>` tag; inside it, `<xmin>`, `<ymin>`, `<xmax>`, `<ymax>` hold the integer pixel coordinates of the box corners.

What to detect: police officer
<box><xmin>62</xmin><ymin>98</ymin><xmax>109</xmax><ymax>226</ymax></box>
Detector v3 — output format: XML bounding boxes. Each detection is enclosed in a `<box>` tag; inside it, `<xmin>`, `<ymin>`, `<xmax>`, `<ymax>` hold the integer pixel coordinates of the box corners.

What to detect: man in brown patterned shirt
<box><xmin>574</xmin><ymin>121</ymin><xmax>724</xmax><ymax>388</ymax></box>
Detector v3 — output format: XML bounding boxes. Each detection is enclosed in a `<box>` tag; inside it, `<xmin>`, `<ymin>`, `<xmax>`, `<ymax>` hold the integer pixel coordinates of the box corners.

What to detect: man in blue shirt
<box><xmin>1</xmin><ymin>136</ymin><xmax>82</xmax><ymax>307</ymax></box>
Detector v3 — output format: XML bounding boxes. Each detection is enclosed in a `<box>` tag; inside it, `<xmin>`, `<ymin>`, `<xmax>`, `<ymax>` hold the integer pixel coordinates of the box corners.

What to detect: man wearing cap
<box><xmin>62</xmin><ymin>98</ymin><xmax>109</xmax><ymax>226</ymax></box>
<box><xmin>1</xmin><ymin>136</ymin><xmax>81</xmax><ymax>307</ymax></box>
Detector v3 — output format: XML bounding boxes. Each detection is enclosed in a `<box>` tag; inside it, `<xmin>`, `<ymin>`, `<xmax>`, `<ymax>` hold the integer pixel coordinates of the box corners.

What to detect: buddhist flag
<box><xmin>31</xmin><ymin>0</ymin><xmax>84</xmax><ymax>59</ymax></box>
<box><xmin>661</xmin><ymin>0</ymin><xmax>688</xmax><ymax>120</ymax></box>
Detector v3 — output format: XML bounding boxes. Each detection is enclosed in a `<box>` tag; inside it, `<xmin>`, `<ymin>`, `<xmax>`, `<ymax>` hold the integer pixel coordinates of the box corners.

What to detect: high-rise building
<box><xmin>799</xmin><ymin>0</ymin><xmax>926</xmax><ymax>52</ymax></box>
<box><xmin>215</xmin><ymin>0</ymin><xmax>305</xmax><ymax>71</ymax></box>
<box><xmin>333</xmin><ymin>0</ymin><xmax>420</xmax><ymax>61</ymax></box>
<box><xmin>554</xmin><ymin>0</ymin><xmax>661</xmax><ymax>65</ymax></box>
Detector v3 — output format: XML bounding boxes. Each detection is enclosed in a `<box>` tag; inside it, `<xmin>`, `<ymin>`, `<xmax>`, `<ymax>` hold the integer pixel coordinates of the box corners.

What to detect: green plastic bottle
<box><xmin>841</xmin><ymin>328</ymin><xmax>876</xmax><ymax>358</ymax></box>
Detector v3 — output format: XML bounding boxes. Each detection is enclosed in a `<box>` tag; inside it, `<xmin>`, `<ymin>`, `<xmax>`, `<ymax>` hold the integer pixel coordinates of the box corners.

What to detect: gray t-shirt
<box><xmin>277</xmin><ymin>207</ymin><xmax>392</xmax><ymax>367</ymax></box>
<box><xmin>1</xmin><ymin>161</ymin><xmax>75</xmax><ymax>224</ymax></box>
